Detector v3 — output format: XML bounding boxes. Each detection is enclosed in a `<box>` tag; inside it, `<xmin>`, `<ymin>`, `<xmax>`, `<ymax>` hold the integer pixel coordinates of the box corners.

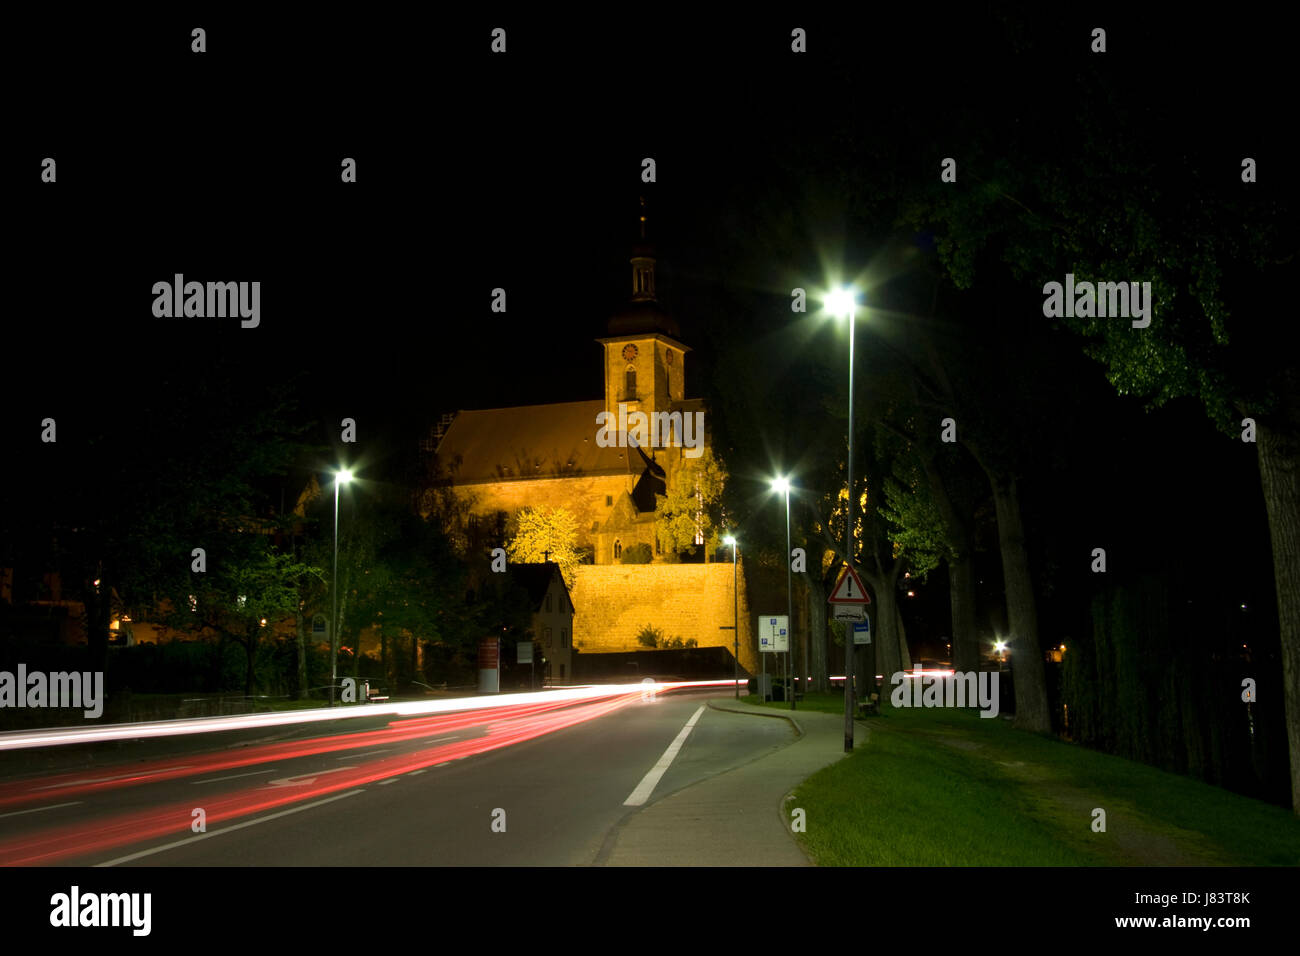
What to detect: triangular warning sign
<box><xmin>828</xmin><ymin>565</ymin><xmax>871</xmax><ymax>604</ymax></box>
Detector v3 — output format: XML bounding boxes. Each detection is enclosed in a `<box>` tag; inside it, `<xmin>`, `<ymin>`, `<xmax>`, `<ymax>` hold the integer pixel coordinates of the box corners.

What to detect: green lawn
<box><xmin>749</xmin><ymin>696</ymin><xmax>1300</xmax><ymax>866</ymax></box>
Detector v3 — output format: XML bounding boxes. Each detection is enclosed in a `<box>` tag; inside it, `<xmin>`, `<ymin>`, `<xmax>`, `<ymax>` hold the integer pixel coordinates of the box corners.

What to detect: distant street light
<box><xmin>771</xmin><ymin>478</ymin><xmax>795</xmax><ymax>711</ymax></box>
<box><xmin>332</xmin><ymin>468</ymin><xmax>355</xmax><ymax>706</ymax></box>
<box><xmin>724</xmin><ymin>534</ymin><xmax>739</xmax><ymax>699</ymax></box>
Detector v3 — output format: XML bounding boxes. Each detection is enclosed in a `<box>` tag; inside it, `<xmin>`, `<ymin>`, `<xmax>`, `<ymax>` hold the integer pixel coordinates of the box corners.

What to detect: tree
<box><xmin>506</xmin><ymin>506</ymin><xmax>582</xmax><ymax>589</ymax></box>
<box><xmin>161</xmin><ymin>534</ymin><xmax>322</xmax><ymax>697</ymax></box>
<box><xmin>655</xmin><ymin>447</ymin><xmax>728</xmax><ymax>561</ymax></box>
<box><xmin>849</xmin><ymin>426</ymin><xmax>947</xmax><ymax>700</ymax></box>
<box><xmin>223</xmin><ymin>548</ymin><xmax>323</xmax><ymax>697</ymax></box>
<box><xmin>881</xmin><ymin>25</ymin><xmax>1299</xmax><ymax>796</ymax></box>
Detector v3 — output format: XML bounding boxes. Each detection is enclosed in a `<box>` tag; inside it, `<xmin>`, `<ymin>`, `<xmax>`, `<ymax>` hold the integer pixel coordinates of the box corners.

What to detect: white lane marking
<box><xmin>406</xmin><ymin>770</ymin><xmax>426</xmax><ymax>776</ymax></box>
<box><xmin>434</xmin><ymin>762</ymin><xmax>450</xmax><ymax>768</ymax></box>
<box><xmin>0</xmin><ymin>801</ymin><xmax>82</xmax><ymax>820</ymax></box>
<box><xmin>94</xmin><ymin>790</ymin><xmax>365</xmax><ymax>866</ymax></box>
<box><xmin>335</xmin><ymin>748</ymin><xmax>392</xmax><ymax>761</ymax></box>
<box><xmin>266</xmin><ymin>767</ymin><xmax>356</xmax><ymax>788</ymax></box>
<box><xmin>377</xmin><ymin>779</ymin><xmax>398</xmax><ymax>786</ymax></box>
<box><xmin>623</xmin><ymin>706</ymin><xmax>706</xmax><ymax>806</ymax></box>
<box><xmin>191</xmin><ymin>769</ymin><xmax>277</xmax><ymax>785</ymax></box>
<box><xmin>30</xmin><ymin>766</ymin><xmax>193</xmax><ymax>791</ymax></box>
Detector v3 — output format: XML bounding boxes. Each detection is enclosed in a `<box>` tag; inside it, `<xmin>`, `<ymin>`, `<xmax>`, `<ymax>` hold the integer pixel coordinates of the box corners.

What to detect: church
<box><xmin>435</xmin><ymin>208</ymin><xmax>705</xmax><ymax>567</ymax></box>
<box><xmin>431</xmin><ymin>208</ymin><xmax>757</xmax><ymax>674</ymax></box>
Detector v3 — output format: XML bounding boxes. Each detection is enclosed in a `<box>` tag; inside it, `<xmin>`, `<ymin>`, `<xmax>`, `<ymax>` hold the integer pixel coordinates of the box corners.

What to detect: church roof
<box><xmin>607</xmin><ymin>299</ymin><xmax>681</xmax><ymax>338</ymax></box>
<box><xmin>435</xmin><ymin>399</ymin><xmax>645</xmax><ymax>484</ymax></box>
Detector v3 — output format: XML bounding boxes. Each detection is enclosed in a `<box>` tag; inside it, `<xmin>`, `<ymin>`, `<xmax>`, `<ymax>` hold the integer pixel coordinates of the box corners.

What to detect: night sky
<box><xmin>4</xmin><ymin>8</ymin><xmax>1290</xmax><ymax>593</ymax></box>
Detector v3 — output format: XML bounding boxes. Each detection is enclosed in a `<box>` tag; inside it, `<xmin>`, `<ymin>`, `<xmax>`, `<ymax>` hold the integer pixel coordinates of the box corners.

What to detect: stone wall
<box><xmin>570</xmin><ymin>561</ymin><xmax>757</xmax><ymax>674</ymax></box>
<box><xmin>454</xmin><ymin>474</ymin><xmax>634</xmax><ymax>553</ymax></box>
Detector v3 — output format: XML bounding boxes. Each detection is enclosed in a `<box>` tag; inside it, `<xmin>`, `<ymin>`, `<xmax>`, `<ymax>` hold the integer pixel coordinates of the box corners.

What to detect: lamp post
<box><xmin>331</xmin><ymin>467</ymin><xmax>354</xmax><ymax>706</ymax></box>
<box><xmin>771</xmin><ymin>478</ymin><xmax>794</xmax><ymax>711</ymax></box>
<box><xmin>723</xmin><ymin>535</ymin><xmax>739</xmax><ymax>699</ymax></box>
<box><xmin>826</xmin><ymin>287</ymin><xmax>858</xmax><ymax>752</ymax></box>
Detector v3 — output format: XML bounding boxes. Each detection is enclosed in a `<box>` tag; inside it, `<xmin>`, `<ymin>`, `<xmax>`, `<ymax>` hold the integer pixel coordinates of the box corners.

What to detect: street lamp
<box><xmin>723</xmin><ymin>534</ymin><xmax>739</xmax><ymax>699</ymax></box>
<box><xmin>771</xmin><ymin>477</ymin><xmax>795</xmax><ymax>711</ymax></box>
<box><xmin>826</xmin><ymin>286</ymin><xmax>858</xmax><ymax>752</ymax></box>
<box><xmin>331</xmin><ymin>467</ymin><xmax>354</xmax><ymax>706</ymax></box>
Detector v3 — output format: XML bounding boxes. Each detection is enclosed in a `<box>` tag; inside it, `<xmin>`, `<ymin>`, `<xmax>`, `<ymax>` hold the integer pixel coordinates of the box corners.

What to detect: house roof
<box><xmin>435</xmin><ymin>399</ymin><xmax>643</xmax><ymax>484</ymax></box>
<box><xmin>509</xmin><ymin>562</ymin><xmax>570</xmax><ymax>612</ymax></box>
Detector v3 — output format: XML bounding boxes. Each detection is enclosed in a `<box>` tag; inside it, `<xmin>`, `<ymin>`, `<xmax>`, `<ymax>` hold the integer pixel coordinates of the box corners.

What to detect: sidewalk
<box><xmin>595</xmin><ymin>697</ymin><xmax>867</xmax><ymax>866</ymax></box>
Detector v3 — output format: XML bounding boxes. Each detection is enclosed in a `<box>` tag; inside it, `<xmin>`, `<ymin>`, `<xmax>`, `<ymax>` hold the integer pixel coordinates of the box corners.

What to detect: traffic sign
<box><xmin>758</xmin><ymin>615</ymin><xmax>789</xmax><ymax>652</ymax></box>
<box><xmin>828</xmin><ymin>565</ymin><xmax>871</xmax><ymax>604</ymax></box>
<box><xmin>852</xmin><ymin>620</ymin><xmax>871</xmax><ymax>644</ymax></box>
<box><xmin>832</xmin><ymin>604</ymin><xmax>866</xmax><ymax>622</ymax></box>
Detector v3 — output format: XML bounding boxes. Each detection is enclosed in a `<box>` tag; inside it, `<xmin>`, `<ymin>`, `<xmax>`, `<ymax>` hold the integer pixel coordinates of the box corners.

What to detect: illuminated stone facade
<box><xmin>433</xmin><ymin>218</ymin><xmax>756</xmax><ymax>674</ymax></box>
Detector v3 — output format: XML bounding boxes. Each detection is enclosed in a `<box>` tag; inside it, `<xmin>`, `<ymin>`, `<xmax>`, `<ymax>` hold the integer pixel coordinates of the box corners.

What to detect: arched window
<box><xmin>614</xmin><ymin>539</ymin><xmax>622</xmax><ymax>560</ymax></box>
<box><xmin>625</xmin><ymin>367</ymin><xmax>636</xmax><ymax>399</ymax></box>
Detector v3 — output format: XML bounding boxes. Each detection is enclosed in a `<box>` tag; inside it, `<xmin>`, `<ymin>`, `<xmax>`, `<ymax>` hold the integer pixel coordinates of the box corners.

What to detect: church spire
<box><xmin>632</xmin><ymin>195</ymin><xmax>656</xmax><ymax>302</ymax></box>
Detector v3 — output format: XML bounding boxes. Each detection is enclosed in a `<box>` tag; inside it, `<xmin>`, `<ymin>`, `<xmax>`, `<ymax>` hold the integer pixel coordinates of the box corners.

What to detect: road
<box><xmin>0</xmin><ymin>685</ymin><xmax>794</xmax><ymax>866</ymax></box>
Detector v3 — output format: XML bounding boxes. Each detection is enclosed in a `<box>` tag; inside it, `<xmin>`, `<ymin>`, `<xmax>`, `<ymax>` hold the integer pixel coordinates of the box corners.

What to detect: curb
<box><xmin>706</xmin><ymin>698</ymin><xmax>804</xmax><ymax>737</ymax></box>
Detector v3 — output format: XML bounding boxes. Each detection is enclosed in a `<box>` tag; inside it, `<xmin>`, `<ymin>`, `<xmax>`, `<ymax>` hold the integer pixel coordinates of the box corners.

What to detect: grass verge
<box><xmin>770</xmin><ymin>702</ymin><xmax>1300</xmax><ymax>866</ymax></box>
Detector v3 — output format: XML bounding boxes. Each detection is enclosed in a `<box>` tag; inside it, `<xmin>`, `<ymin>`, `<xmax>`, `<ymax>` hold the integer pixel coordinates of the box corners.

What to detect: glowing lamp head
<box><xmin>336</xmin><ymin>468</ymin><xmax>354</xmax><ymax>485</ymax></box>
<box><xmin>825</xmin><ymin>287</ymin><xmax>858</xmax><ymax>319</ymax></box>
<box><xmin>771</xmin><ymin>477</ymin><xmax>791</xmax><ymax>495</ymax></box>
<box><xmin>723</xmin><ymin>535</ymin><xmax>737</xmax><ymax>546</ymax></box>
<box><xmin>993</xmin><ymin>640</ymin><xmax>1008</xmax><ymax>654</ymax></box>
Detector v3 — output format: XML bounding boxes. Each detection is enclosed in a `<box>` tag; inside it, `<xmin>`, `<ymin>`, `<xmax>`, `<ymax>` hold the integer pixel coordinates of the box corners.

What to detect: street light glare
<box><xmin>771</xmin><ymin>477</ymin><xmax>790</xmax><ymax>494</ymax></box>
<box><xmin>723</xmin><ymin>535</ymin><xmax>737</xmax><ymax>546</ymax></box>
<box><xmin>337</xmin><ymin>468</ymin><xmax>354</xmax><ymax>485</ymax></box>
<box><xmin>825</xmin><ymin>287</ymin><xmax>857</xmax><ymax>318</ymax></box>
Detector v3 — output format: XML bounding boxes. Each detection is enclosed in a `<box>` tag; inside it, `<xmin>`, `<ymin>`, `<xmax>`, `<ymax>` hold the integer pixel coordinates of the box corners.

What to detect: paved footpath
<box><xmin>595</xmin><ymin>697</ymin><xmax>867</xmax><ymax>866</ymax></box>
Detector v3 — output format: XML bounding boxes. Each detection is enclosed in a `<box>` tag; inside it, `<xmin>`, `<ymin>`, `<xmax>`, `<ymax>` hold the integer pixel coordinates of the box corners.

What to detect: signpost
<box><xmin>828</xmin><ymin>565</ymin><xmax>870</xmax><ymax>721</ymax></box>
<box><xmin>478</xmin><ymin>637</ymin><xmax>500</xmax><ymax>694</ymax></box>
<box><xmin>758</xmin><ymin>615</ymin><xmax>789</xmax><ymax>701</ymax></box>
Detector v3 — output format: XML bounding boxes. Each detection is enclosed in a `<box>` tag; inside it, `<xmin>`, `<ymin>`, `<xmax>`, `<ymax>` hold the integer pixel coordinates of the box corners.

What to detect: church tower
<box><xmin>597</xmin><ymin>197</ymin><xmax>690</xmax><ymax>437</ymax></box>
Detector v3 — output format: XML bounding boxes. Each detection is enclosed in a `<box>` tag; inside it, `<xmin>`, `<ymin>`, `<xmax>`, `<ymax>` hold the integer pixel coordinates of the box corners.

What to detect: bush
<box><xmin>636</xmin><ymin>624</ymin><xmax>663</xmax><ymax>648</ymax></box>
<box><xmin>621</xmin><ymin>543</ymin><xmax>653</xmax><ymax>564</ymax></box>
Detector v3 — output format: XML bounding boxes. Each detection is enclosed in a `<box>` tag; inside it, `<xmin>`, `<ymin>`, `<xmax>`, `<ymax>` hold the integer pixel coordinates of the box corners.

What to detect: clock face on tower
<box><xmin>622</xmin><ymin>344</ymin><xmax>638</xmax><ymax>362</ymax></box>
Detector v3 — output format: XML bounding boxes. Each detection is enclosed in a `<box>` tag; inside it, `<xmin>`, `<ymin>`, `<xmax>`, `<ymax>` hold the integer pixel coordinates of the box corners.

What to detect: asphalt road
<box><xmin>0</xmin><ymin>687</ymin><xmax>794</xmax><ymax>866</ymax></box>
